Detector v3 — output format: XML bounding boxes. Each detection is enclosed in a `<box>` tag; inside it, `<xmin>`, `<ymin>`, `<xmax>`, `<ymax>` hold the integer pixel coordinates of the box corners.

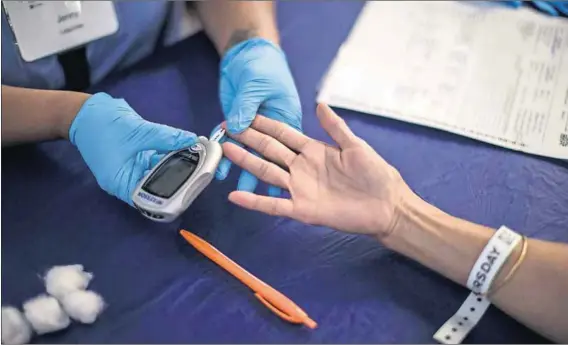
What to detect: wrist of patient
<box><xmin>382</xmin><ymin>195</ymin><xmax>524</xmax><ymax>293</ymax></box>
<box><xmin>379</xmin><ymin>188</ymin><xmax>436</xmax><ymax>249</ymax></box>
<box><xmin>377</xmin><ymin>189</ymin><xmax>501</xmax><ymax>287</ymax></box>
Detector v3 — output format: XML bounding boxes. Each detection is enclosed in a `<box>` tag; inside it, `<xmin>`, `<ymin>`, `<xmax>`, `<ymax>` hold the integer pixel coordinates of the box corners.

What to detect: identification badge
<box><xmin>3</xmin><ymin>1</ymin><xmax>119</xmax><ymax>62</ymax></box>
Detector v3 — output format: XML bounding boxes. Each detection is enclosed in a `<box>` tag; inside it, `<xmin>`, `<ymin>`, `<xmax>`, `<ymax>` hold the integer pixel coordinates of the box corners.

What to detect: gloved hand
<box><xmin>501</xmin><ymin>1</ymin><xmax>523</xmax><ymax>8</ymax></box>
<box><xmin>216</xmin><ymin>37</ymin><xmax>302</xmax><ymax>197</ymax></box>
<box><xmin>532</xmin><ymin>1</ymin><xmax>568</xmax><ymax>16</ymax></box>
<box><xmin>70</xmin><ymin>93</ymin><xmax>198</xmax><ymax>206</ymax></box>
<box><xmin>502</xmin><ymin>1</ymin><xmax>568</xmax><ymax>17</ymax></box>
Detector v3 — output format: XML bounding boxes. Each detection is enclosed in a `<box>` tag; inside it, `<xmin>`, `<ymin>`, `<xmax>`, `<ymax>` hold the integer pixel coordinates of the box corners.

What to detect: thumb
<box><xmin>136</xmin><ymin>123</ymin><xmax>198</xmax><ymax>153</ymax></box>
<box><xmin>226</xmin><ymin>92</ymin><xmax>262</xmax><ymax>134</ymax></box>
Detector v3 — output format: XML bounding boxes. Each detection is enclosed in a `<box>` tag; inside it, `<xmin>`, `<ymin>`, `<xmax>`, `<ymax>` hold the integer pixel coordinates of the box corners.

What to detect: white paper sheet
<box><xmin>318</xmin><ymin>1</ymin><xmax>568</xmax><ymax>159</ymax></box>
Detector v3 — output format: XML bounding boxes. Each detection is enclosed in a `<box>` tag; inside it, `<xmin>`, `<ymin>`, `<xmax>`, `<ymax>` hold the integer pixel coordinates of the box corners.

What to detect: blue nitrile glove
<box><xmin>543</xmin><ymin>1</ymin><xmax>568</xmax><ymax>16</ymax></box>
<box><xmin>501</xmin><ymin>1</ymin><xmax>523</xmax><ymax>8</ymax></box>
<box><xmin>531</xmin><ymin>1</ymin><xmax>560</xmax><ymax>16</ymax></box>
<box><xmin>502</xmin><ymin>0</ymin><xmax>568</xmax><ymax>16</ymax></box>
<box><xmin>552</xmin><ymin>1</ymin><xmax>568</xmax><ymax>16</ymax></box>
<box><xmin>217</xmin><ymin>37</ymin><xmax>302</xmax><ymax>197</ymax></box>
<box><xmin>70</xmin><ymin>93</ymin><xmax>198</xmax><ymax>206</ymax></box>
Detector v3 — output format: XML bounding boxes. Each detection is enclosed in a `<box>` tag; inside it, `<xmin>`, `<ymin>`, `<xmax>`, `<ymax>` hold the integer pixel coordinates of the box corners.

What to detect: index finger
<box><xmin>249</xmin><ymin>116</ymin><xmax>312</xmax><ymax>152</ymax></box>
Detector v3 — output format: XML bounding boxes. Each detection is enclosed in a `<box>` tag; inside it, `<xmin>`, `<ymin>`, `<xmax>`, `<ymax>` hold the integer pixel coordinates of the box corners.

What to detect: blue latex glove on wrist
<box><xmin>70</xmin><ymin>93</ymin><xmax>198</xmax><ymax>206</ymax></box>
<box><xmin>534</xmin><ymin>1</ymin><xmax>568</xmax><ymax>16</ymax></box>
<box><xmin>502</xmin><ymin>1</ymin><xmax>568</xmax><ymax>16</ymax></box>
<box><xmin>216</xmin><ymin>37</ymin><xmax>302</xmax><ymax>197</ymax></box>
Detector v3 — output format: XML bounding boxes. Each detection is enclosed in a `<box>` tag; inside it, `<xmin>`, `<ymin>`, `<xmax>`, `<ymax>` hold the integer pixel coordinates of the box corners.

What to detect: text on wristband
<box><xmin>472</xmin><ymin>246</ymin><xmax>500</xmax><ymax>291</ymax></box>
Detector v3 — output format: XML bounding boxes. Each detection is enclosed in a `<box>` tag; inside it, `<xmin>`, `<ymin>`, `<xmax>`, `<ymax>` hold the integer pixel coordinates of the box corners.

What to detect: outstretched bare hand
<box><xmin>223</xmin><ymin>104</ymin><xmax>410</xmax><ymax>239</ymax></box>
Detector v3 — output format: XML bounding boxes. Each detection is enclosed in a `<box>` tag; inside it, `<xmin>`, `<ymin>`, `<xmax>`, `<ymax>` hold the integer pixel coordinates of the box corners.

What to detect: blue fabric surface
<box><xmin>2</xmin><ymin>2</ymin><xmax>567</xmax><ymax>343</ymax></box>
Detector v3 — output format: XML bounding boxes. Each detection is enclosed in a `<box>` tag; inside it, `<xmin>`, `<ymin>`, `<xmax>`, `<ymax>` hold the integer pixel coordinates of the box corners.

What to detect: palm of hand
<box><xmin>288</xmin><ymin>140</ymin><xmax>401</xmax><ymax>236</ymax></box>
<box><xmin>223</xmin><ymin>105</ymin><xmax>405</xmax><ymax>238</ymax></box>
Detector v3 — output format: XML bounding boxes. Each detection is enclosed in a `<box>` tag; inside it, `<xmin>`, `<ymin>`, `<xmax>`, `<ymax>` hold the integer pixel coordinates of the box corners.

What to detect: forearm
<box><xmin>1</xmin><ymin>86</ymin><xmax>89</xmax><ymax>145</ymax></box>
<box><xmin>384</xmin><ymin>189</ymin><xmax>568</xmax><ymax>342</ymax></box>
<box><xmin>193</xmin><ymin>1</ymin><xmax>279</xmax><ymax>54</ymax></box>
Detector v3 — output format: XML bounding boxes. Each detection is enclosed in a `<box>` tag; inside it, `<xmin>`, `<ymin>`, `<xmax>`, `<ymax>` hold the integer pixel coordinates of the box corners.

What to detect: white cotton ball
<box><xmin>1</xmin><ymin>306</ymin><xmax>33</xmax><ymax>345</ymax></box>
<box><xmin>44</xmin><ymin>264</ymin><xmax>93</xmax><ymax>298</ymax></box>
<box><xmin>60</xmin><ymin>290</ymin><xmax>105</xmax><ymax>324</ymax></box>
<box><xmin>22</xmin><ymin>295</ymin><xmax>70</xmax><ymax>335</ymax></box>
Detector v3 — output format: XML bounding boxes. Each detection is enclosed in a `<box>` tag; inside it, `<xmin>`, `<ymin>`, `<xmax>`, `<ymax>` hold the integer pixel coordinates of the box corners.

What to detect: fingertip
<box><xmin>227</xmin><ymin>190</ymin><xmax>248</xmax><ymax>207</ymax></box>
<box><xmin>316</xmin><ymin>103</ymin><xmax>333</xmax><ymax>123</ymax></box>
<box><xmin>227</xmin><ymin>190</ymin><xmax>239</xmax><ymax>203</ymax></box>
<box><xmin>229</xmin><ymin>189</ymin><xmax>256</xmax><ymax>203</ymax></box>
<box><xmin>316</xmin><ymin>103</ymin><xmax>323</xmax><ymax>117</ymax></box>
<box><xmin>221</xmin><ymin>147</ymin><xmax>240</xmax><ymax>168</ymax></box>
<box><xmin>221</xmin><ymin>141</ymin><xmax>236</xmax><ymax>152</ymax></box>
<box><xmin>322</xmin><ymin>104</ymin><xmax>336</xmax><ymax>117</ymax></box>
<box><xmin>316</xmin><ymin>103</ymin><xmax>329</xmax><ymax>126</ymax></box>
<box><xmin>221</xmin><ymin>139</ymin><xmax>245</xmax><ymax>159</ymax></box>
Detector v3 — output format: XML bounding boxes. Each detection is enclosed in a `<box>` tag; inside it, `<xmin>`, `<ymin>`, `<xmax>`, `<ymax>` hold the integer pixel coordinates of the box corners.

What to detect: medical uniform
<box><xmin>1</xmin><ymin>1</ymin><xmax>200</xmax><ymax>90</ymax></box>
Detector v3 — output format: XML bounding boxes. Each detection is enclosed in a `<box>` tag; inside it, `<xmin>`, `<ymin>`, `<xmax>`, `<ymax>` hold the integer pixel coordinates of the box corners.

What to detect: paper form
<box><xmin>317</xmin><ymin>1</ymin><xmax>568</xmax><ymax>160</ymax></box>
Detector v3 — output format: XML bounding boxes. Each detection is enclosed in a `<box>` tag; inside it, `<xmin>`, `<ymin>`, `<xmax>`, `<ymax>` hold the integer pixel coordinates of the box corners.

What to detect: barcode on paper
<box><xmin>560</xmin><ymin>133</ymin><xmax>568</xmax><ymax>147</ymax></box>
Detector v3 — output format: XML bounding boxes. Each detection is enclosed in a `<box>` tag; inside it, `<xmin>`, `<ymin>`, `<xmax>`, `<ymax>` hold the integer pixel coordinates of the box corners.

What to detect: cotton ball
<box><xmin>44</xmin><ymin>264</ymin><xmax>93</xmax><ymax>298</ymax></box>
<box><xmin>1</xmin><ymin>306</ymin><xmax>33</xmax><ymax>345</ymax></box>
<box><xmin>22</xmin><ymin>295</ymin><xmax>70</xmax><ymax>335</ymax></box>
<box><xmin>60</xmin><ymin>290</ymin><xmax>105</xmax><ymax>324</ymax></box>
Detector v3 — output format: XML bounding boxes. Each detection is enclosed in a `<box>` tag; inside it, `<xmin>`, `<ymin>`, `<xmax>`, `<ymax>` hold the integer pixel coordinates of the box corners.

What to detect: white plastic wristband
<box><xmin>466</xmin><ymin>226</ymin><xmax>522</xmax><ymax>295</ymax></box>
<box><xmin>433</xmin><ymin>226</ymin><xmax>522</xmax><ymax>344</ymax></box>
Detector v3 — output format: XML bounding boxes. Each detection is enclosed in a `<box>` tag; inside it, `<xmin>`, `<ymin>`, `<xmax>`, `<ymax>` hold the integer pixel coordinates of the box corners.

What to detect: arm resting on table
<box><xmin>1</xmin><ymin>85</ymin><xmax>89</xmax><ymax>145</ymax></box>
<box><xmin>221</xmin><ymin>108</ymin><xmax>568</xmax><ymax>343</ymax></box>
<box><xmin>384</xmin><ymin>190</ymin><xmax>568</xmax><ymax>343</ymax></box>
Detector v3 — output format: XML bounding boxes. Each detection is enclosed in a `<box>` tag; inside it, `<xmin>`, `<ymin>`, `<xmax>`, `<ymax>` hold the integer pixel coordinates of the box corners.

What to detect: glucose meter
<box><xmin>132</xmin><ymin>128</ymin><xmax>225</xmax><ymax>222</ymax></box>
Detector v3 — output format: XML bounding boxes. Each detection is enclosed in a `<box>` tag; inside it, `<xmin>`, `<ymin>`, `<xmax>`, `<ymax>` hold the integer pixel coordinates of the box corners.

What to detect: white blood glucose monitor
<box><xmin>132</xmin><ymin>128</ymin><xmax>225</xmax><ymax>222</ymax></box>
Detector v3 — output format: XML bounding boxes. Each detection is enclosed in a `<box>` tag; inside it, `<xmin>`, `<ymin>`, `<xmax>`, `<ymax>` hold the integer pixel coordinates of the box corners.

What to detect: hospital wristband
<box><xmin>466</xmin><ymin>226</ymin><xmax>523</xmax><ymax>295</ymax></box>
<box><xmin>433</xmin><ymin>226</ymin><xmax>522</xmax><ymax>344</ymax></box>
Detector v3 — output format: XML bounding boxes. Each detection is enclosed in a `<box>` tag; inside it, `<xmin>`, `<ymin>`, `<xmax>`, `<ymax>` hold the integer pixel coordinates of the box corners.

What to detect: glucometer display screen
<box><xmin>143</xmin><ymin>154</ymin><xmax>197</xmax><ymax>199</ymax></box>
